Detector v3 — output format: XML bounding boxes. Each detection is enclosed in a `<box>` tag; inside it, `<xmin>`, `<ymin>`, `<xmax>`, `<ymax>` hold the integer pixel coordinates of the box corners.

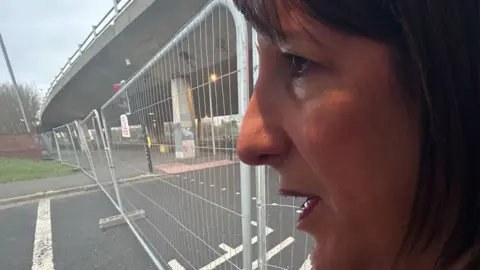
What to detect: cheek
<box><xmin>293</xmin><ymin>84</ymin><xmax>418</xmax><ymax>247</ymax></box>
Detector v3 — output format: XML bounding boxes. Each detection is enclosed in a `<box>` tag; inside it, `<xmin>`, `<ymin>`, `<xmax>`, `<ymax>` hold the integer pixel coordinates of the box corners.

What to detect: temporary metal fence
<box><xmin>44</xmin><ymin>1</ymin><xmax>313</xmax><ymax>269</ymax></box>
<box><xmin>39</xmin><ymin>131</ymin><xmax>59</xmax><ymax>161</ymax></box>
<box><xmin>53</xmin><ymin>124</ymin><xmax>79</xmax><ymax>168</ymax></box>
<box><xmin>99</xmin><ymin>0</ymin><xmax>253</xmax><ymax>269</ymax></box>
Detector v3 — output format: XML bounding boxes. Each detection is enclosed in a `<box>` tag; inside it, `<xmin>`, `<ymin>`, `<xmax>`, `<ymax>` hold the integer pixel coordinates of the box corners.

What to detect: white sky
<box><xmin>0</xmin><ymin>0</ymin><xmax>113</xmax><ymax>96</ymax></box>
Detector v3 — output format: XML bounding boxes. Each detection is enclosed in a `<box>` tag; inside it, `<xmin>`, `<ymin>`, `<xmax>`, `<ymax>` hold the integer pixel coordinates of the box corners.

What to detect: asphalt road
<box><xmin>0</xmin><ymin>152</ymin><xmax>314</xmax><ymax>270</ymax></box>
<box><xmin>0</xmin><ymin>191</ymin><xmax>156</xmax><ymax>270</ymax></box>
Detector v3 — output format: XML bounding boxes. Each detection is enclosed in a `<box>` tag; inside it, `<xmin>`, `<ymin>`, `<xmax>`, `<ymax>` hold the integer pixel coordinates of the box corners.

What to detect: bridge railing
<box><xmin>42</xmin><ymin>0</ymin><xmax>314</xmax><ymax>269</ymax></box>
<box><xmin>41</xmin><ymin>0</ymin><xmax>135</xmax><ymax>114</ymax></box>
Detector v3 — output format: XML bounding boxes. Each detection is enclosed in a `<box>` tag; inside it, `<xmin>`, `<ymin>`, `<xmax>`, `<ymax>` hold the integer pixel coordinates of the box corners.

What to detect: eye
<box><xmin>282</xmin><ymin>53</ymin><xmax>313</xmax><ymax>78</ymax></box>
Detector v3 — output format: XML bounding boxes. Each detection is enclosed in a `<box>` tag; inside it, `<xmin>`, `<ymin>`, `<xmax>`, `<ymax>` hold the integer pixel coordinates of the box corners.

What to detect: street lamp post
<box><xmin>209</xmin><ymin>74</ymin><xmax>217</xmax><ymax>156</ymax></box>
<box><xmin>0</xmin><ymin>33</ymin><xmax>31</xmax><ymax>133</ymax></box>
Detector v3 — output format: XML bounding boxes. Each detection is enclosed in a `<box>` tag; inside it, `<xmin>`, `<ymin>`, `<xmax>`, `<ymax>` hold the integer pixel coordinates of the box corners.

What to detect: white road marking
<box><xmin>32</xmin><ymin>199</ymin><xmax>54</xmax><ymax>270</ymax></box>
<box><xmin>299</xmin><ymin>254</ymin><xmax>312</xmax><ymax>270</ymax></box>
<box><xmin>252</xmin><ymin>197</ymin><xmax>257</xmax><ymax>200</ymax></box>
<box><xmin>200</xmin><ymin>227</ymin><xmax>274</xmax><ymax>270</ymax></box>
<box><xmin>251</xmin><ymin>237</ymin><xmax>295</xmax><ymax>270</ymax></box>
<box><xmin>219</xmin><ymin>243</ymin><xmax>233</xmax><ymax>253</ymax></box>
<box><xmin>168</xmin><ymin>259</ymin><xmax>186</xmax><ymax>270</ymax></box>
<box><xmin>250</xmin><ymin>221</ymin><xmax>274</xmax><ymax>234</ymax></box>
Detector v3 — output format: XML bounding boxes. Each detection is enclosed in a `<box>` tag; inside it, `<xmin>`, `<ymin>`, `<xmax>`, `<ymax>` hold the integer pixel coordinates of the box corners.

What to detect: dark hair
<box><xmin>234</xmin><ymin>0</ymin><xmax>480</xmax><ymax>268</ymax></box>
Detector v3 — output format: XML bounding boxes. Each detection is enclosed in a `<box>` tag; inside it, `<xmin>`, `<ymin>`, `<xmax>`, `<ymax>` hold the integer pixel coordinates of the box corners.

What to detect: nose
<box><xmin>236</xmin><ymin>91</ymin><xmax>291</xmax><ymax>167</ymax></box>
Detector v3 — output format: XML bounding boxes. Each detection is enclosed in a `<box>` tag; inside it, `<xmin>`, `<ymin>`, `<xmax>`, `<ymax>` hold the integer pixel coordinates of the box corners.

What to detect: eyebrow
<box><xmin>275</xmin><ymin>29</ymin><xmax>328</xmax><ymax>54</ymax></box>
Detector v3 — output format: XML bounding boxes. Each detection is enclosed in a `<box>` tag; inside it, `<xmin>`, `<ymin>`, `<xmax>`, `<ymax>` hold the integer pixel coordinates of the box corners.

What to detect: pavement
<box><xmin>0</xmin><ymin>171</ymin><xmax>93</xmax><ymax>201</ymax></box>
<box><xmin>0</xmin><ymin>149</ymin><xmax>314</xmax><ymax>270</ymax></box>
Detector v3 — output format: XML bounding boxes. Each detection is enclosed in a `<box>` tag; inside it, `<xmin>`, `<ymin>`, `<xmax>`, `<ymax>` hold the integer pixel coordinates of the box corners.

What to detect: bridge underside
<box><xmin>41</xmin><ymin>0</ymin><xmax>218</xmax><ymax>131</ymax></box>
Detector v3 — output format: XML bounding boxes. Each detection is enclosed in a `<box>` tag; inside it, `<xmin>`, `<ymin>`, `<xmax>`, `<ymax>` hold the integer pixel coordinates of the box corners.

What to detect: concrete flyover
<box><xmin>40</xmin><ymin>0</ymin><xmax>214</xmax><ymax>131</ymax></box>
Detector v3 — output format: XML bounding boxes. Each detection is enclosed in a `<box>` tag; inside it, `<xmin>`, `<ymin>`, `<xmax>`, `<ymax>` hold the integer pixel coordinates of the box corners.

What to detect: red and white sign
<box><xmin>120</xmin><ymin>114</ymin><xmax>131</xmax><ymax>138</ymax></box>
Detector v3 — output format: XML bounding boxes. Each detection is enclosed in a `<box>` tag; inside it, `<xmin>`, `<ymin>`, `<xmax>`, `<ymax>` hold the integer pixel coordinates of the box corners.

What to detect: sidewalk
<box><xmin>0</xmin><ymin>172</ymin><xmax>95</xmax><ymax>200</ymax></box>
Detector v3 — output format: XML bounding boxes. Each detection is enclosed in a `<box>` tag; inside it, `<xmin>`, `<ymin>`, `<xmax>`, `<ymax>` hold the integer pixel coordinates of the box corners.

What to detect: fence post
<box><xmin>141</xmin><ymin>114</ymin><xmax>154</xmax><ymax>173</ymax></box>
<box><xmin>75</xmin><ymin>120</ymin><xmax>98</xmax><ymax>180</ymax></box>
<box><xmin>93</xmin><ymin>118</ymin><xmax>102</xmax><ymax>151</ymax></box>
<box><xmin>53</xmin><ymin>129</ymin><xmax>63</xmax><ymax>163</ymax></box>
<box><xmin>227</xmin><ymin>0</ymin><xmax>253</xmax><ymax>268</ymax></box>
<box><xmin>256</xmin><ymin>166</ymin><xmax>267</xmax><ymax>270</ymax></box>
<box><xmin>252</xmin><ymin>29</ymin><xmax>268</xmax><ymax>270</ymax></box>
<box><xmin>100</xmin><ymin>110</ymin><xmax>124</xmax><ymax>213</ymax></box>
<box><xmin>66</xmin><ymin>124</ymin><xmax>80</xmax><ymax>167</ymax></box>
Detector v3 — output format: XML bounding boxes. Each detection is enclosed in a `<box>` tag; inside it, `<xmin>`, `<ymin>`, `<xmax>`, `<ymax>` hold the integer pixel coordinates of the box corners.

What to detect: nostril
<box><xmin>257</xmin><ymin>154</ymin><xmax>272</xmax><ymax>165</ymax></box>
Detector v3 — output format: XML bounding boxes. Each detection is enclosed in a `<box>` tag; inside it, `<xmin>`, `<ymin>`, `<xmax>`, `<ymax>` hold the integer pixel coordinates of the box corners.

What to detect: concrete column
<box><xmin>171</xmin><ymin>77</ymin><xmax>196</xmax><ymax>159</ymax></box>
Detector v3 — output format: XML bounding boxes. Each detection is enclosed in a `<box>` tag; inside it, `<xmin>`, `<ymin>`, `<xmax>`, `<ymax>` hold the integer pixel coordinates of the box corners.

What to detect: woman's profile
<box><xmin>234</xmin><ymin>0</ymin><xmax>480</xmax><ymax>269</ymax></box>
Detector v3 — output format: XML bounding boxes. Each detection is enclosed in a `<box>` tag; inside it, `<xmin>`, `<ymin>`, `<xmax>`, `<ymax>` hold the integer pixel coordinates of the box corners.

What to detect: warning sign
<box><xmin>120</xmin><ymin>114</ymin><xmax>131</xmax><ymax>138</ymax></box>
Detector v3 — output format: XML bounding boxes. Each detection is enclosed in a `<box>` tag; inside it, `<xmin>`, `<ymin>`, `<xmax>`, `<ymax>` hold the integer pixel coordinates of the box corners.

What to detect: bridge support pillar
<box><xmin>171</xmin><ymin>76</ymin><xmax>196</xmax><ymax>159</ymax></box>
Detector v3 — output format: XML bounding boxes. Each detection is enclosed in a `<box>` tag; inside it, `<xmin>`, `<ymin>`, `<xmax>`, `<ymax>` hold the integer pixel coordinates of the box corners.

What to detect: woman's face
<box><xmin>236</xmin><ymin>5</ymin><xmax>422</xmax><ymax>270</ymax></box>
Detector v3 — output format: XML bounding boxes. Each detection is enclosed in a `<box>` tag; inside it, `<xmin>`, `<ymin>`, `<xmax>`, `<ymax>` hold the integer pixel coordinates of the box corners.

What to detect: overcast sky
<box><xmin>0</xmin><ymin>0</ymin><xmax>113</xmax><ymax>96</ymax></box>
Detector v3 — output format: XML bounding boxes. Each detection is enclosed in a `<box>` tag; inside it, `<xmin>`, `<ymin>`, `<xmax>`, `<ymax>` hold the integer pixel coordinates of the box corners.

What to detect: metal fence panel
<box><xmin>100</xmin><ymin>0</ymin><xmax>252</xmax><ymax>269</ymax></box>
<box><xmin>78</xmin><ymin>110</ymin><xmax>122</xmax><ymax>208</ymax></box>
<box><xmin>53</xmin><ymin>124</ymin><xmax>79</xmax><ymax>168</ymax></box>
<box><xmin>39</xmin><ymin>131</ymin><xmax>59</xmax><ymax>160</ymax></box>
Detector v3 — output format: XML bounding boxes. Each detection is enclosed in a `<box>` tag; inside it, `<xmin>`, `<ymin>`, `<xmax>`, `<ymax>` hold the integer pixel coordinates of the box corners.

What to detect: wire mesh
<box><xmin>53</xmin><ymin>124</ymin><xmax>79</xmax><ymax>168</ymax></box>
<box><xmin>100</xmin><ymin>0</ymin><xmax>252</xmax><ymax>269</ymax></box>
<box><xmin>69</xmin><ymin>121</ymin><xmax>96</xmax><ymax>179</ymax></box>
<box><xmin>77</xmin><ymin>110</ymin><xmax>121</xmax><ymax>206</ymax></box>
<box><xmin>39</xmin><ymin>131</ymin><xmax>59</xmax><ymax>161</ymax></box>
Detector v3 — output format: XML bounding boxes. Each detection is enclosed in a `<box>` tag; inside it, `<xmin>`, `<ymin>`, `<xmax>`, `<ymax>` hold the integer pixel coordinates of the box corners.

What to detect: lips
<box><xmin>299</xmin><ymin>197</ymin><xmax>321</xmax><ymax>221</ymax></box>
<box><xmin>279</xmin><ymin>189</ymin><xmax>321</xmax><ymax>222</ymax></box>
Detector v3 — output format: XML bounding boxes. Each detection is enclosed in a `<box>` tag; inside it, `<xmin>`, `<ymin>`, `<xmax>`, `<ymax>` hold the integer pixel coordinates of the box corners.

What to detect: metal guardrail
<box><xmin>40</xmin><ymin>0</ymin><xmax>134</xmax><ymax>115</ymax></box>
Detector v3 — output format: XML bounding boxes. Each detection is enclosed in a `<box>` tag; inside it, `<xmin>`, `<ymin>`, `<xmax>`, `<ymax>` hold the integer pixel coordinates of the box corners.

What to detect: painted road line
<box><xmin>201</xmin><ymin>227</ymin><xmax>275</xmax><ymax>270</ymax></box>
<box><xmin>32</xmin><ymin>199</ymin><xmax>54</xmax><ymax>270</ymax></box>
<box><xmin>250</xmin><ymin>221</ymin><xmax>273</xmax><ymax>234</ymax></box>
<box><xmin>299</xmin><ymin>254</ymin><xmax>312</xmax><ymax>270</ymax></box>
<box><xmin>168</xmin><ymin>259</ymin><xmax>186</xmax><ymax>270</ymax></box>
<box><xmin>219</xmin><ymin>243</ymin><xmax>234</xmax><ymax>253</ymax></box>
<box><xmin>251</xmin><ymin>237</ymin><xmax>295</xmax><ymax>270</ymax></box>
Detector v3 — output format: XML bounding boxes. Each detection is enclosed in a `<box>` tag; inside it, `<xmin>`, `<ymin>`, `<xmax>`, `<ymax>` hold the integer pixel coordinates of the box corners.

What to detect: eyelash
<box><xmin>282</xmin><ymin>53</ymin><xmax>313</xmax><ymax>78</ymax></box>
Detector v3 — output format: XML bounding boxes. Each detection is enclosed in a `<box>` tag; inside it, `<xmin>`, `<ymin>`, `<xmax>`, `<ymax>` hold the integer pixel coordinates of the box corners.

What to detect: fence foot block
<box><xmin>99</xmin><ymin>209</ymin><xmax>146</xmax><ymax>230</ymax></box>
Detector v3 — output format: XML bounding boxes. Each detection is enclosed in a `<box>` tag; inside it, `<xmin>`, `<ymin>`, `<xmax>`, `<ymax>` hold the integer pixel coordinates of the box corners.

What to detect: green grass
<box><xmin>0</xmin><ymin>158</ymin><xmax>77</xmax><ymax>183</ymax></box>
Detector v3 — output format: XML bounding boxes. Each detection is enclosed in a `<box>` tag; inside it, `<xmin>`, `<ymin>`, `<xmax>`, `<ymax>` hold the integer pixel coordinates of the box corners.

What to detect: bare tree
<box><xmin>0</xmin><ymin>83</ymin><xmax>40</xmax><ymax>134</ymax></box>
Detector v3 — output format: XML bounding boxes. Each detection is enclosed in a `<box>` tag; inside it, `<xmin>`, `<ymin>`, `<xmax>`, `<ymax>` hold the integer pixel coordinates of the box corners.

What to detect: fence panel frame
<box><xmin>52</xmin><ymin>131</ymin><xmax>62</xmax><ymax>162</ymax></box>
<box><xmin>74</xmin><ymin>120</ymin><xmax>97</xmax><ymax>180</ymax></box>
<box><xmin>53</xmin><ymin>130</ymin><xmax>63</xmax><ymax>163</ymax></box>
<box><xmin>66</xmin><ymin>123</ymin><xmax>81</xmax><ymax>167</ymax></box>
<box><xmin>84</xmin><ymin>109</ymin><xmax>124</xmax><ymax>211</ymax></box>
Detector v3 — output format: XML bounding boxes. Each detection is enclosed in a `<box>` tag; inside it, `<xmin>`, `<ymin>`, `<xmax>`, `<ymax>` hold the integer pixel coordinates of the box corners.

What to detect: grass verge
<box><xmin>0</xmin><ymin>158</ymin><xmax>76</xmax><ymax>184</ymax></box>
